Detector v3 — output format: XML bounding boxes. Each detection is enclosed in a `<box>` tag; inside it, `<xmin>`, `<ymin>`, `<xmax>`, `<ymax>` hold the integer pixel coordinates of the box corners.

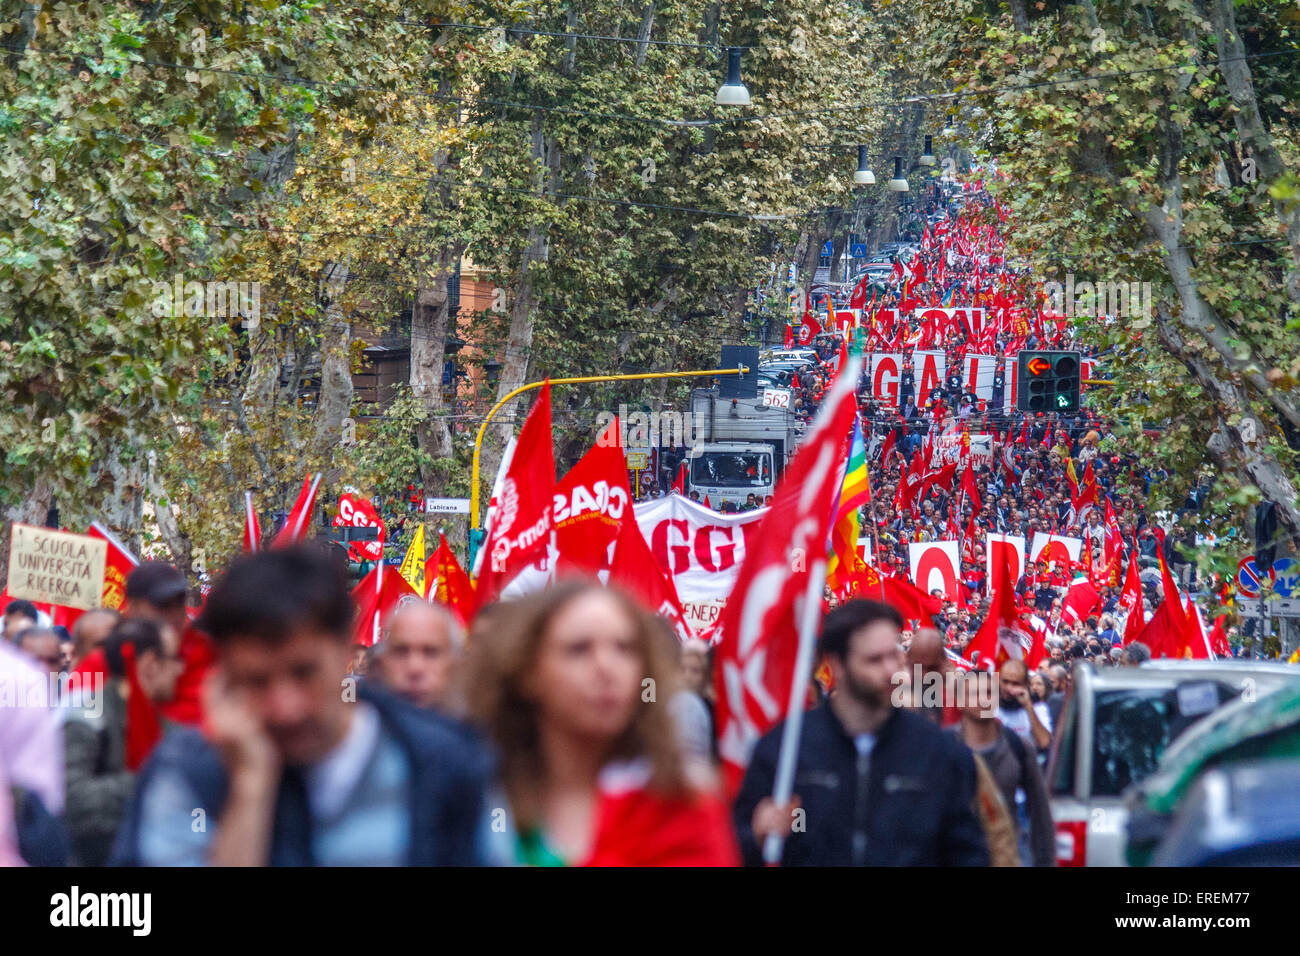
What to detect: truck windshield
<box><xmin>691</xmin><ymin>452</ymin><xmax>772</xmax><ymax>488</ymax></box>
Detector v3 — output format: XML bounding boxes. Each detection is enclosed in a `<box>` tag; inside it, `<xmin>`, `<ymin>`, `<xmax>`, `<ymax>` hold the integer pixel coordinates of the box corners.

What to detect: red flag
<box><xmin>965</xmin><ymin>542</ymin><xmax>1033</xmax><ymax>670</ymax></box>
<box><xmin>608</xmin><ymin>512</ymin><xmax>692</xmax><ymax>642</ymax></box>
<box><xmin>671</xmin><ymin>461</ymin><xmax>686</xmax><ymax>496</ymax></box>
<box><xmin>87</xmin><ymin>520</ymin><xmax>139</xmax><ymax>612</ymax></box>
<box><xmin>352</xmin><ymin>561</ymin><xmax>421</xmax><ymax>646</ymax></box>
<box><xmin>783</xmin><ymin>323</ymin><xmax>794</xmax><ymax>349</ymax></box>
<box><xmin>877</xmin><ymin>428</ymin><xmax>896</xmax><ymax>466</ymax></box>
<box><xmin>1180</xmin><ymin>595</ymin><xmax>1214</xmax><ymax>660</ymax></box>
<box><xmin>1208</xmin><ymin>613</ymin><xmax>1231</xmax><ymax>657</ymax></box>
<box><xmin>848</xmin><ymin>274</ymin><xmax>870</xmax><ymax>310</ymax></box>
<box><xmin>474</xmin><ymin>382</ymin><xmax>556</xmax><ymax>610</ymax></box>
<box><xmin>712</xmin><ymin>352</ymin><xmax>862</xmax><ymax>796</ymax></box>
<box><xmin>1061</xmin><ymin>575</ymin><xmax>1101</xmax><ymax>628</ymax></box>
<box><xmin>553</xmin><ymin>417</ymin><xmax>632</xmax><ymax>575</ymax></box>
<box><xmin>424</xmin><ymin>533</ymin><xmax>474</xmax><ymax>628</ymax></box>
<box><xmin>1136</xmin><ymin>530</ymin><xmax>1188</xmax><ymax>658</ymax></box>
<box><xmin>243</xmin><ymin>490</ymin><xmax>261</xmax><ymax>553</ymax></box>
<box><xmin>271</xmin><ymin>473</ymin><xmax>322</xmax><ymax>548</ymax></box>
<box><xmin>797</xmin><ymin>314</ymin><xmax>822</xmax><ymax>346</ymax></box>
<box><xmin>959</xmin><ymin>464</ymin><xmax>982</xmax><ymax>514</ymax></box>
<box><xmin>1072</xmin><ymin>460</ymin><xmax>1098</xmax><ymax>525</ymax></box>
<box><xmin>333</xmin><ymin>492</ymin><xmax>386</xmax><ymax>562</ymax></box>
<box><xmin>703</xmin><ymin>494</ymin><xmax>711</xmax><ymax>510</ymax></box>
<box><xmin>1119</xmin><ymin>551</ymin><xmax>1145</xmax><ymax>645</ymax></box>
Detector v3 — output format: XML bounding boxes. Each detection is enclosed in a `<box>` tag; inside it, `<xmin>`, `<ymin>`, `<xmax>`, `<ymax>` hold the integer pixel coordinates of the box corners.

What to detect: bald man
<box><xmin>904</xmin><ymin>628</ymin><xmax>959</xmax><ymax>726</ymax></box>
<box><xmin>996</xmin><ymin>658</ymin><xmax>1053</xmax><ymax>751</ymax></box>
<box><xmin>371</xmin><ymin>603</ymin><xmax>463</xmax><ymax>712</ymax></box>
<box><xmin>70</xmin><ymin>608</ymin><xmax>120</xmax><ymax>669</ymax></box>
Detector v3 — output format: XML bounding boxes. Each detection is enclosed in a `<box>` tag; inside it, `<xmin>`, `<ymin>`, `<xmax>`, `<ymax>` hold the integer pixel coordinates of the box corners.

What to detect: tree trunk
<box><xmin>481</xmin><ymin>113</ymin><xmax>559</xmax><ymax>490</ymax></box>
<box><xmin>1206</xmin><ymin>0</ymin><xmax>1300</xmax><ymax>304</ymax></box>
<box><xmin>411</xmin><ymin>245</ymin><xmax>461</xmax><ymax>483</ymax></box>
<box><xmin>312</xmin><ymin>261</ymin><xmax>352</xmax><ymax>486</ymax></box>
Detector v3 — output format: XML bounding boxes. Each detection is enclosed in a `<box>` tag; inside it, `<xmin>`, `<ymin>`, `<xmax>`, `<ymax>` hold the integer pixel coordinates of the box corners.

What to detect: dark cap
<box><xmin>125</xmin><ymin>561</ymin><xmax>187</xmax><ymax>605</ymax></box>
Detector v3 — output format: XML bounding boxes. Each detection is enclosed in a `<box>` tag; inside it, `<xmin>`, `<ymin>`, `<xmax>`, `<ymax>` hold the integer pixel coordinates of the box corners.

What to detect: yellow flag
<box><xmin>398</xmin><ymin>523</ymin><xmax>426</xmax><ymax>596</ymax></box>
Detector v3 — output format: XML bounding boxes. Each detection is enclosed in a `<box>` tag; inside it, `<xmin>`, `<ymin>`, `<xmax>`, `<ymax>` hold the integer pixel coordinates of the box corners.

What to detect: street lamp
<box><xmin>919</xmin><ymin>135</ymin><xmax>936</xmax><ymax>167</ymax></box>
<box><xmin>445</xmin><ymin>334</ymin><xmax>466</xmax><ymax>354</ymax></box>
<box><xmin>853</xmin><ymin>145</ymin><xmax>876</xmax><ymax>185</ymax></box>
<box><xmin>483</xmin><ymin>357</ymin><xmax>502</xmax><ymax>388</ymax></box>
<box><xmin>716</xmin><ymin>47</ymin><xmax>751</xmax><ymax>106</ymax></box>
<box><xmin>888</xmin><ymin>156</ymin><xmax>909</xmax><ymax>192</ymax></box>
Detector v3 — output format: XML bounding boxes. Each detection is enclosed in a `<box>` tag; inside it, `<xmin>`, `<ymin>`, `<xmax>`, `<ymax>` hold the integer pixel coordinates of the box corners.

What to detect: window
<box><xmin>1089</xmin><ymin>684</ymin><xmax>1238</xmax><ymax>797</ymax></box>
<box><xmin>691</xmin><ymin>452</ymin><xmax>773</xmax><ymax>489</ymax></box>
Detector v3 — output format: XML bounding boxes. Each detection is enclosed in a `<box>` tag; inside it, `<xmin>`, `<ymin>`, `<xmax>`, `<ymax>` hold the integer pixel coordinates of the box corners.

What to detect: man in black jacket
<box><xmin>733</xmin><ymin>600</ymin><xmax>989</xmax><ymax>866</ymax></box>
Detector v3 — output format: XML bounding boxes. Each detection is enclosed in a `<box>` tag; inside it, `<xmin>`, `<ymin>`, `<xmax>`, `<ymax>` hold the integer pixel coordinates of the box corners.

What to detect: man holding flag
<box><xmin>717</xmin><ymin>344</ymin><xmax>986</xmax><ymax>866</ymax></box>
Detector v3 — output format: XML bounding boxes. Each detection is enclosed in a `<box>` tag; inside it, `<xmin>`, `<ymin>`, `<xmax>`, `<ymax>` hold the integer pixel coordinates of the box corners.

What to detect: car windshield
<box><xmin>691</xmin><ymin>452</ymin><xmax>772</xmax><ymax>488</ymax></box>
<box><xmin>1090</xmin><ymin>683</ymin><xmax>1240</xmax><ymax>797</ymax></box>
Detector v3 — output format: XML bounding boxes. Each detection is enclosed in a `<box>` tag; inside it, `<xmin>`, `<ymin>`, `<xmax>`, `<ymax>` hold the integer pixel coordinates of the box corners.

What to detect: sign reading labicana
<box><xmin>7</xmin><ymin>524</ymin><xmax>108</xmax><ymax>611</ymax></box>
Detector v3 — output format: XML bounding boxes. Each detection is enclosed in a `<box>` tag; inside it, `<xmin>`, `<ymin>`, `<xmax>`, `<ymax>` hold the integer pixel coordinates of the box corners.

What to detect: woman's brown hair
<box><xmin>464</xmin><ymin>580</ymin><xmax>689</xmax><ymax>831</ymax></box>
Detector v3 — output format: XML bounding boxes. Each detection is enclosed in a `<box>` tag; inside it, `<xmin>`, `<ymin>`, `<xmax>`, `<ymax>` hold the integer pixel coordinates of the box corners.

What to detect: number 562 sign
<box><xmin>762</xmin><ymin>388</ymin><xmax>792</xmax><ymax>409</ymax></box>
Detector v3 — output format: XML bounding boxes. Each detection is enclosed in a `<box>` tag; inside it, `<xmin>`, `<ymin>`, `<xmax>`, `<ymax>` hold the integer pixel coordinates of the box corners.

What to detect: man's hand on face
<box><xmin>204</xmin><ymin>668</ymin><xmax>281</xmax><ymax>786</ymax></box>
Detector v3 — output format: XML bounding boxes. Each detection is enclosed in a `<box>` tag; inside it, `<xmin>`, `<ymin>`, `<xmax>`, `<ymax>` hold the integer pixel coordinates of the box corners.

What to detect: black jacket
<box><xmin>733</xmin><ymin>703</ymin><xmax>989</xmax><ymax>866</ymax></box>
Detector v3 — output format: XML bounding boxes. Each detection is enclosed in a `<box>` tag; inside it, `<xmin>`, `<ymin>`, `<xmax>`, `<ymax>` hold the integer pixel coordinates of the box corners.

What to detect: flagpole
<box><xmin>762</xmin><ymin>558</ymin><xmax>831</xmax><ymax>865</ymax></box>
<box><xmin>373</xmin><ymin>557</ymin><xmax>383</xmax><ymax>645</ymax></box>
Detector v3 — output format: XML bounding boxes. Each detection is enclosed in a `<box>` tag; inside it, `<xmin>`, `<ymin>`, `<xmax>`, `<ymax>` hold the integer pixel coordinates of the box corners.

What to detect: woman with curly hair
<box><xmin>465</xmin><ymin>581</ymin><xmax>738</xmax><ymax>866</ymax></box>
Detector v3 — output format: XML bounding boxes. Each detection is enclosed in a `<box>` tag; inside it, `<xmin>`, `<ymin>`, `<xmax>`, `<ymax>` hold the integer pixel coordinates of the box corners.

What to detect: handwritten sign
<box><xmin>7</xmin><ymin>524</ymin><xmax>108</xmax><ymax>610</ymax></box>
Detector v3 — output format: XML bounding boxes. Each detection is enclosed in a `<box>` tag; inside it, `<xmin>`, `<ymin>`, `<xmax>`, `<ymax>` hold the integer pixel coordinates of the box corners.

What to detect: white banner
<box><xmin>633</xmin><ymin>494</ymin><xmax>768</xmax><ymax>604</ymax></box>
<box><xmin>909</xmin><ymin>541</ymin><xmax>960</xmax><ymax>600</ymax></box>
<box><xmin>985</xmin><ymin>532</ymin><xmax>1027</xmax><ymax>587</ymax></box>
<box><xmin>867</xmin><ymin>350</ymin><xmax>945</xmax><ymax>408</ymax></box>
<box><xmin>1030</xmin><ymin>532</ymin><xmax>1082</xmax><ymax>570</ymax></box>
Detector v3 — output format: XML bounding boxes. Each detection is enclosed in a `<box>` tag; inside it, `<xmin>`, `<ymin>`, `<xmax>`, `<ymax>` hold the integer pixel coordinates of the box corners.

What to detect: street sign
<box><xmin>425</xmin><ymin>497</ymin><xmax>471</xmax><ymax>514</ymax></box>
<box><xmin>850</xmin><ymin>243</ymin><xmax>867</xmax><ymax>258</ymax></box>
<box><xmin>822</xmin><ymin>240</ymin><xmax>834</xmax><ymax>256</ymax></box>
<box><xmin>1237</xmin><ymin>556</ymin><xmax>1275</xmax><ymax>597</ymax></box>
<box><xmin>1235</xmin><ymin>597</ymin><xmax>1300</xmax><ymax>617</ymax></box>
<box><xmin>1272</xmin><ymin>557</ymin><xmax>1298</xmax><ymax>597</ymax></box>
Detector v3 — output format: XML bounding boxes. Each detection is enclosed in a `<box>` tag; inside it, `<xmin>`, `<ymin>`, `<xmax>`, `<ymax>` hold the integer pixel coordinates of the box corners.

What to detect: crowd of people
<box><xmin>5</xmin><ymin>542</ymin><xmax>1099</xmax><ymax>867</ymax></box>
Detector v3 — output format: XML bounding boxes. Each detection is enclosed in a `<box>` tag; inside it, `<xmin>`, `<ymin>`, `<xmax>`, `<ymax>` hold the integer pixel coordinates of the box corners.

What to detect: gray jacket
<box><xmin>63</xmin><ymin>678</ymin><xmax>134</xmax><ymax>866</ymax></box>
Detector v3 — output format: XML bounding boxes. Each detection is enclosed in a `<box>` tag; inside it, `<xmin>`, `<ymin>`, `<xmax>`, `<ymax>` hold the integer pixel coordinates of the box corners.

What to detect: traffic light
<box><xmin>1017</xmin><ymin>350</ymin><xmax>1081</xmax><ymax>413</ymax></box>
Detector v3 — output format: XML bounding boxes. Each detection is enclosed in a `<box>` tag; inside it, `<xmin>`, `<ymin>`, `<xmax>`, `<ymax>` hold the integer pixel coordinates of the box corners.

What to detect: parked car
<box><xmin>1148</xmin><ymin>757</ymin><xmax>1300</xmax><ymax>865</ymax></box>
<box><xmin>759</xmin><ymin>349</ymin><xmax>817</xmax><ymax>365</ymax></box>
<box><xmin>1124</xmin><ymin>677</ymin><xmax>1300</xmax><ymax>865</ymax></box>
<box><xmin>1045</xmin><ymin>660</ymin><xmax>1299</xmax><ymax>866</ymax></box>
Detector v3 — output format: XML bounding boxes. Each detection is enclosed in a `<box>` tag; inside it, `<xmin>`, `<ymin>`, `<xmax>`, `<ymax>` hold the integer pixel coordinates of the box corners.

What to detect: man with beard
<box><xmin>995</xmin><ymin>658</ymin><xmax>1053</xmax><ymax>752</ymax></box>
<box><xmin>733</xmin><ymin>600</ymin><xmax>988</xmax><ymax>866</ymax></box>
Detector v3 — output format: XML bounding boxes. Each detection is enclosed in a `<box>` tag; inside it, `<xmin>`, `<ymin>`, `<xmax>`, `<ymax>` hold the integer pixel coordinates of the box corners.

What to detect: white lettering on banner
<box><xmin>867</xmin><ymin>350</ymin><xmax>945</xmax><ymax>408</ymax></box>
<box><xmin>552</xmin><ymin>481</ymin><xmax>628</xmax><ymax>523</ymax></box>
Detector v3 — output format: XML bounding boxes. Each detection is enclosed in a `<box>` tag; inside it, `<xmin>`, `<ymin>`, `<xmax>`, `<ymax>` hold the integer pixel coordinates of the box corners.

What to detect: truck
<box><xmin>680</xmin><ymin>388</ymin><xmax>805</xmax><ymax>509</ymax></box>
